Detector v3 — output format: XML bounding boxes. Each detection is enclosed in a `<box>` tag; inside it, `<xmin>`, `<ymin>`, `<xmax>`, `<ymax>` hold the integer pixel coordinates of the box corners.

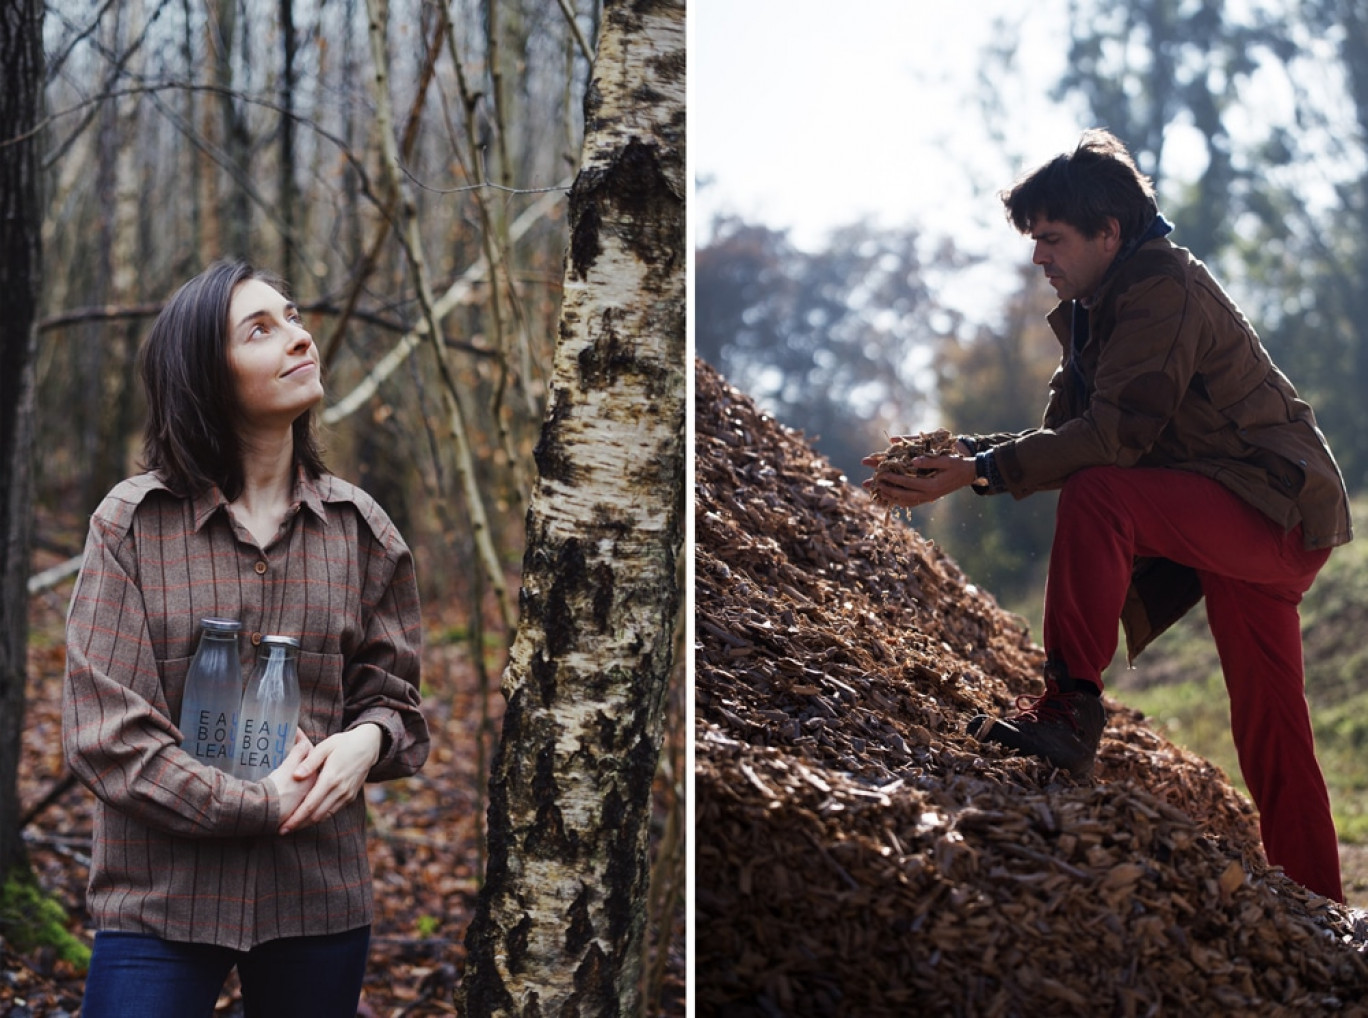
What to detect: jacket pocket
<box><xmin>1216</xmin><ymin>378</ymin><xmax>1314</xmax><ymax>498</ymax></box>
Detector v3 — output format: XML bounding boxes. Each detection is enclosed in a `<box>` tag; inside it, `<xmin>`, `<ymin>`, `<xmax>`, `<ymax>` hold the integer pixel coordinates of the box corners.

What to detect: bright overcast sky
<box><xmin>691</xmin><ymin>0</ymin><xmax>1086</xmax><ymax>273</ymax></box>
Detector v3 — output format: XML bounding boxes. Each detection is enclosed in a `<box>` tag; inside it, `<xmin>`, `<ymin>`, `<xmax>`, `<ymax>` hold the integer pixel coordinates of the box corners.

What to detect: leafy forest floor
<box><xmin>4</xmin><ymin>518</ymin><xmax>686</xmax><ymax>1017</ymax></box>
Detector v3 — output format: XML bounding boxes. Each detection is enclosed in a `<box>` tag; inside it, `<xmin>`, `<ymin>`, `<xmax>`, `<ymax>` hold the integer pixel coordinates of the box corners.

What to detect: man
<box><xmin>864</xmin><ymin>129</ymin><xmax>1352</xmax><ymax>902</ymax></box>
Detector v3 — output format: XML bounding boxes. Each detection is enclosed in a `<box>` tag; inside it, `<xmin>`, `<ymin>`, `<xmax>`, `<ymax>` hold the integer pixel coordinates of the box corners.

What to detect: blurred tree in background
<box><xmin>695</xmin><ymin>214</ymin><xmax>956</xmax><ymax>482</ymax></box>
<box><xmin>699</xmin><ymin>0</ymin><xmax>1368</xmax><ymax>606</ymax></box>
<box><xmin>923</xmin><ymin>264</ymin><xmax>1061</xmax><ymax>609</ymax></box>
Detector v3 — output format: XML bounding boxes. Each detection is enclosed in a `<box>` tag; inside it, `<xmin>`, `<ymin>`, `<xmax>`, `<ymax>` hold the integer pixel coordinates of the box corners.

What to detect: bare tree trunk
<box><xmin>0</xmin><ymin>0</ymin><xmax>44</xmax><ymax>883</ymax></box>
<box><xmin>182</xmin><ymin>0</ymin><xmax>202</xmax><ymax>273</ymax></box>
<box><xmin>212</xmin><ymin>0</ymin><xmax>250</xmax><ymax>256</ymax></box>
<box><xmin>82</xmin><ymin>23</ymin><xmax>118</xmax><ymax>509</ymax></box>
<box><xmin>278</xmin><ymin>0</ymin><xmax>298</xmax><ymax>281</ymax></box>
<box><xmin>457</xmin><ymin>0</ymin><xmax>685</xmax><ymax>1012</ymax></box>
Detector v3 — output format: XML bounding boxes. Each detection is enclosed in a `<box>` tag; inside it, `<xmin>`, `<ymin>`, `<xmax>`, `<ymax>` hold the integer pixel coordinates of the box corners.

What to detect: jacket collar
<box><xmin>1080</xmin><ymin>212</ymin><xmax>1175</xmax><ymax>310</ymax></box>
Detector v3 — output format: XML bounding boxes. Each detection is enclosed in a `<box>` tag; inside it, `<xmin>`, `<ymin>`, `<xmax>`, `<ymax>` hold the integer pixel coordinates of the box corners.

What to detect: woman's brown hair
<box><xmin>140</xmin><ymin>259</ymin><xmax>325</xmax><ymax>499</ymax></box>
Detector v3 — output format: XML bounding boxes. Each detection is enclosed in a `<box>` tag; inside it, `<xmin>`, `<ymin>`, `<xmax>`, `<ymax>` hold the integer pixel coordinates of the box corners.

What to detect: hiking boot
<box><xmin>966</xmin><ymin>673</ymin><xmax>1106</xmax><ymax>777</ymax></box>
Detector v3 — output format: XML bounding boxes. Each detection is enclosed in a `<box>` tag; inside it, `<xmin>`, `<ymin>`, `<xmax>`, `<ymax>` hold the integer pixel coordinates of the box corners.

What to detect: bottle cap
<box><xmin>261</xmin><ymin>635</ymin><xmax>301</xmax><ymax>648</ymax></box>
<box><xmin>200</xmin><ymin>618</ymin><xmax>242</xmax><ymax>632</ymax></box>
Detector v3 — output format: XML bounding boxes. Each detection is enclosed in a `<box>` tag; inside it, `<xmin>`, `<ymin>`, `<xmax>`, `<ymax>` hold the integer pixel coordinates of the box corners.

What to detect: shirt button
<box><xmin>251</xmin><ymin>632</ymin><xmax>263</xmax><ymax>646</ymax></box>
<box><xmin>254</xmin><ymin>560</ymin><xmax>268</xmax><ymax>575</ymax></box>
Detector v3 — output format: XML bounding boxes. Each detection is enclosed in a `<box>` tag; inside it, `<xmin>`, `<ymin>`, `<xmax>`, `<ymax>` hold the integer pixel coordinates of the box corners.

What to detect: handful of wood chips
<box><xmin>868</xmin><ymin>428</ymin><xmax>959</xmax><ymax>486</ymax></box>
<box><xmin>866</xmin><ymin>430</ymin><xmax>961</xmax><ymax>509</ymax></box>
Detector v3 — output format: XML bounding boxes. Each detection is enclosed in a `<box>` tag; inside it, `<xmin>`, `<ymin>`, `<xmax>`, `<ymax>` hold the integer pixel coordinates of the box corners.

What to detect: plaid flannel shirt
<box><xmin>63</xmin><ymin>470</ymin><xmax>429</xmax><ymax>950</ymax></box>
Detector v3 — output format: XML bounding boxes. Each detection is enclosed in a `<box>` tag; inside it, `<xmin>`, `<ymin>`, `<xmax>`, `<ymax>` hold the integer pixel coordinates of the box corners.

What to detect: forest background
<box><xmin>3</xmin><ymin>0</ymin><xmax>685</xmax><ymax>1012</ymax></box>
<box><xmin>696</xmin><ymin>0</ymin><xmax>1368</xmax><ymax>884</ymax></box>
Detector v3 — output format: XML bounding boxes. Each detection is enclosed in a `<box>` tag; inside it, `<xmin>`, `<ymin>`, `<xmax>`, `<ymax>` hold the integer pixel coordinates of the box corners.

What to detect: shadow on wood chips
<box><xmin>693</xmin><ymin>358</ymin><xmax>1368</xmax><ymax>1018</ymax></box>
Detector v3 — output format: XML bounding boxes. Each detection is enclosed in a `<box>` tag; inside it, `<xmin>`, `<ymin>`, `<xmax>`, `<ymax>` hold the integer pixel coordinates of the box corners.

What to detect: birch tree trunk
<box><xmin>0</xmin><ymin>0</ymin><xmax>44</xmax><ymax>882</ymax></box>
<box><xmin>457</xmin><ymin>0</ymin><xmax>685</xmax><ymax>1012</ymax></box>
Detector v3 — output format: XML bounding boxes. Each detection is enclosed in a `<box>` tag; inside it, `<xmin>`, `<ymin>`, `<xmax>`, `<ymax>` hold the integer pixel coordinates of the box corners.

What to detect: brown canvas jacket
<box><xmin>970</xmin><ymin>237</ymin><xmax>1352</xmax><ymax>658</ymax></box>
<box><xmin>63</xmin><ymin>470</ymin><xmax>429</xmax><ymax>950</ymax></box>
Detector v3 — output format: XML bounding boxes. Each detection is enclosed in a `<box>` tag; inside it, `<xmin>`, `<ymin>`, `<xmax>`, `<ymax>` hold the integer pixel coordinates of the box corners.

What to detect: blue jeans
<box><xmin>81</xmin><ymin>925</ymin><xmax>371</xmax><ymax>1018</ymax></box>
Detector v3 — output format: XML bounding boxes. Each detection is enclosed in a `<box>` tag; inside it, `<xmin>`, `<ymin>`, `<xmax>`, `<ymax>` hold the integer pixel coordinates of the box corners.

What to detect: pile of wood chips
<box><xmin>693</xmin><ymin>359</ymin><xmax>1368</xmax><ymax>1017</ymax></box>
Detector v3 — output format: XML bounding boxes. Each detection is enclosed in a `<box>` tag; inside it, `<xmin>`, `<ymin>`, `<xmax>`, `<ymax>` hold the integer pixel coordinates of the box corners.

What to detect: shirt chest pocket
<box><xmin>155</xmin><ymin>654</ymin><xmax>196</xmax><ymax>728</ymax></box>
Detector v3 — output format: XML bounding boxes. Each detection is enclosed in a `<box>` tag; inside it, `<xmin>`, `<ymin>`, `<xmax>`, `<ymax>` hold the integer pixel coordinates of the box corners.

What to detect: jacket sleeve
<box><xmin>960</xmin><ymin>362</ymin><xmax>1070</xmax><ymax>458</ymax></box>
<box><xmin>344</xmin><ymin>526</ymin><xmax>430</xmax><ymax>782</ymax></box>
<box><xmin>991</xmin><ymin>274</ymin><xmax>1199</xmax><ymax>495</ymax></box>
<box><xmin>62</xmin><ymin>508</ymin><xmax>282</xmax><ymax>838</ymax></box>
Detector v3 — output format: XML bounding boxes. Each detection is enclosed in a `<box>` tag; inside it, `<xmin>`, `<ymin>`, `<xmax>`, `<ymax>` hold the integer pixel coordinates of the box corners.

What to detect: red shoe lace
<box><xmin>1012</xmin><ymin>689</ymin><xmax>1082</xmax><ymax>732</ymax></box>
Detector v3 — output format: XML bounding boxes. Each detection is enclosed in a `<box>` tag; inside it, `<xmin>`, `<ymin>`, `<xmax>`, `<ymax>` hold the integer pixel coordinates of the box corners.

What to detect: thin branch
<box><xmin>321</xmin><ymin>8</ymin><xmax>450</xmax><ymax>367</ymax></box>
<box><xmin>397</xmin><ymin>165</ymin><xmax>568</xmax><ymax>197</ymax></box>
<box><xmin>35</xmin><ymin>299</ymin><xmax>502</xmax><ymax>354</ymax></box>
<box><xmin>36</xmin><ymin>302</ymin><xmax>164</xmax><ymax>330</ymax></box>
<box><xmin>44</xmin><ymin>0</ymin><xmax>123</xmax><ymax>82</ymax></box>
<box><xmin>440</xmin><ymin>3</ymin><xmax>521</xmax><ymax>496</ymax></box>
<box><xmin>8</xmin><ymin>80</ymin><xmax>570</xmax><ymax>201</ymax></box>
<box><xmin>20</xmin><ymin>773</ymin><xmax>79</xmax><ymax>828</ymax></box>
<box><xmin>440</xmin><ymin>8</ymin><xmax>540</xmax><ymax>504</ymax></box>
<box><xmin>554</xmin><ymin>0</ymin><xmax>594</xmax><ymax>63</ymax></box>
<box><xmin>320</xmin><ymin>188</ymin><xmax>564</xmax><ymax>426</ymax></box>
<box><xmin>42</xmin><ymin>0</ymin><xmax>173</xmax><ymax>167</ymax></box>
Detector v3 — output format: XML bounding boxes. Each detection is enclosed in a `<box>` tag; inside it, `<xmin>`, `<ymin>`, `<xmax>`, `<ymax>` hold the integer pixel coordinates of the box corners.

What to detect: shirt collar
<box><xmin>294</xmin><ymin>468</ymin><xmax>329</xmax><ymax>523</ymax></box>
<box><xmin>186</xmin><ymin>464</ymin><xmax>329</xmax><ymax>534</ymax></box>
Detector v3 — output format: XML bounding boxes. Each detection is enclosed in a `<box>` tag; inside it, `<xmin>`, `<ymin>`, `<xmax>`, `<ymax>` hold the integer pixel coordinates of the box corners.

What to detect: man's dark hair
<box><xmin>1001</xmin><ymin>128</ymin><xmax>1158</xmax><ymax>245</ymax></box>
<box><xmin>140</xmin><ymin>258</ymin><xmax>326</xmax><ymax>500</ymax></box>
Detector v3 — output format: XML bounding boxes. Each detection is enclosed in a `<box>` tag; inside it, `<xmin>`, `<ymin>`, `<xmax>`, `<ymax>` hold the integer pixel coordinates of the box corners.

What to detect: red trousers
<box><xmin>1044</xmin><ymin>466</ymin><xmax>1340</xmax><ymax>900</ymax></box>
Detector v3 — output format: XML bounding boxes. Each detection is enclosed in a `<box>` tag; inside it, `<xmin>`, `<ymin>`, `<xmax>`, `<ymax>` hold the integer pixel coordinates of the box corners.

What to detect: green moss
<box><xmin>0</xmin><ymin>873</ymin><xmax>91</xmax><ymax>972</ymax></box>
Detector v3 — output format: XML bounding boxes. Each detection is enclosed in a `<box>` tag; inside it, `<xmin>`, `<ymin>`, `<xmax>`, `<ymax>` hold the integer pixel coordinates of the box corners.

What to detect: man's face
<box><xmin>1029</xmin><ymin>215</ymin><xmax>1121</xmax><ymax>303</ymax></box>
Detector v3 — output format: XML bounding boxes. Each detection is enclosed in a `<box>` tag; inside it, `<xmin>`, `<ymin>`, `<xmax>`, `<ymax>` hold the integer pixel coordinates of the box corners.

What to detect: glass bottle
<box><xmin>177</xmin><ymin>618</ymin><xmax>244</xmax><ymax>772</ymax></box>
<box><xmin>234</xmin><ymin>635</ymin><xmax>301</xmax><ymax>780</ymax></box>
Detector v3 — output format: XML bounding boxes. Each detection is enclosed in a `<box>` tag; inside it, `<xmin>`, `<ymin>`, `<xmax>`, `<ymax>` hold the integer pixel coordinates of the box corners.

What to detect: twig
<box><xmin>21</xmin><ymin>772</ymin><xmax>82</xmax><ymax>828</ymax></box>
<box><xmin>28</xmin><ymin>555</ymin><xmax>83</xmax><ymax>596</ymax></box>
<box><xmin>997</xmin><ymin>840</ymin><xmax>1093</xmax><ymax>880</ymax></box>
<box><xmin>21</xmin><ymin>830</ymin><xmax>92</xmax><ymax>869</ymax></box>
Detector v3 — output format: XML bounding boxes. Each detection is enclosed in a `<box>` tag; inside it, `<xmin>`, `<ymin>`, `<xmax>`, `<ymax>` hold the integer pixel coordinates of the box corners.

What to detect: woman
<box><xmin>62</xmin><ymin>259</ymin><xmax>430</xmax><ymax>1016</ymax></box>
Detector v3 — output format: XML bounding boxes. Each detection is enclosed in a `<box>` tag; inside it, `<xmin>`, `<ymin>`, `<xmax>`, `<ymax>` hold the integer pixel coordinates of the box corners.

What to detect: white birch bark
<box><xmin>458</xmin><ymin>0</ymin><xmax>686</xmax><ymax>1012</ymax></box>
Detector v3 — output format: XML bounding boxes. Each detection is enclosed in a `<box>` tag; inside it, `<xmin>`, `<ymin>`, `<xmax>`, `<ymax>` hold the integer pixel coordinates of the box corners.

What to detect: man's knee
<box><xmin>1058</xmin><ymin>466</ymin><xmax>1126</xmax><ymax>519</ymax></box>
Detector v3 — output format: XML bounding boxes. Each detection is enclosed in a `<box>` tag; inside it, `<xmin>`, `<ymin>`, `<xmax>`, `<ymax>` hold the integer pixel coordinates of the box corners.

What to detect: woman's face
<box><xmin>226</xmin><ymin>277</ymin><xmax>324</xmax><ymax>428</ymax></box>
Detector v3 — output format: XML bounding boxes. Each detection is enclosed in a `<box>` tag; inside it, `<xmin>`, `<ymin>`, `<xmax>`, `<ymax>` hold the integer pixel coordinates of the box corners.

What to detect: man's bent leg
<box><xmin>1043</xmin><ymin>466</ymin><xmax>1328</xmax><ymax>687</ymax></box>
<box><xmin>1203</xmin><ymin>572</ymin><xmax>1342</xmax><ymax>900</ymax></box>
